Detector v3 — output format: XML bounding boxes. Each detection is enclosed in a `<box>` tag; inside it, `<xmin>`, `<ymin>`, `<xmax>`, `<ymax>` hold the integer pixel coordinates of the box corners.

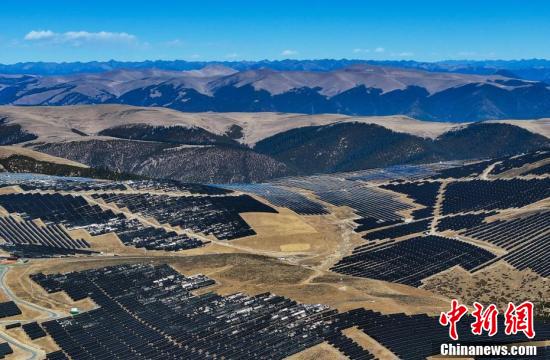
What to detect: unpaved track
<box><xmin>0</xmin><ymin>266</ymin><xmax>54</xmax><ymax>360</ymax></box>
<box><xmin>0</xmin><ymin>329</ymin><xmax>43</xmax><ymax>360</ymax></box>
<box><xmin>0</xmin><ymin>267</ymin><xmax>62</xmax><ymax>319</ymax></box>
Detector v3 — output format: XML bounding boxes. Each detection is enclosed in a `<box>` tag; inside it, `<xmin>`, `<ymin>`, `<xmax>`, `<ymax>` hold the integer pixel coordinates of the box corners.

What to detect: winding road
<box><xmin>0</xmin><ymin>265</ymin><xmax>62</xmax><ymax>359</ymax></box>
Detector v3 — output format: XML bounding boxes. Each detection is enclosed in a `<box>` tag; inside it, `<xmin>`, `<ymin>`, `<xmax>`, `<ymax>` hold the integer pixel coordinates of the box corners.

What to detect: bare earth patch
<box><xmin>422</xmin><ymin>262</ymin><xmax>550</xmax><ymax>316</ymax></box>
<box><xmin>0</xmin><ymin>145</ymin><xmax>88</xmax><ymax>168</ymax></box>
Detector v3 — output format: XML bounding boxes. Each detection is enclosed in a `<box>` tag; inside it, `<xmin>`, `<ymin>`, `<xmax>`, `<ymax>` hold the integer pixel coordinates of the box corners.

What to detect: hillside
<box><xmin>0</xmin><ymin>145</ymin><xmax>88</xmax><ymax>168</ymax></box>
<box><xmin>35</xmin><ymin>140</ymin><xmax>293</xmax><ymax>183</ymax></box>
<box><xmin>1</xmin><ymin>105</ymin><xmax>549</xmax><ymax>145</ymax></box>
<box><xmin>0</xmin><ymin>105</ymin><xmax>548</xmax><ymax>182</ymax></box>
<box><xmin>254</xmin><ymin>122</ymin><xmax>549</xmax><ymax>173</ymax></box>
<box><xmin>2</xmin><ymin>64</ymin><xmax>550</xmax><ymax>121</ymax></box>
<box><xmin>0</xmin><ymin>105</ymin><xmax>470</xmax><ymax>145</ymax></box>
<box><xmin>0</xmin><ymin>146</ymin><xmax>142</xmax><ymax>180</ymax></box>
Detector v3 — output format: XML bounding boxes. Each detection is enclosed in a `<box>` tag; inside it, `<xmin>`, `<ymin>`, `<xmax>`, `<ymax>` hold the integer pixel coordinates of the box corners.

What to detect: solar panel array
<box><xmin>502</xmin><ymin>234</ymin><xmax>549</xmax><ymax>277</ymax></box>
<box><xmin>382</xmin><ymin>181</ymin><xmax>441</xmax><ymax>219</ymax></box>
<box><xmin>18</xmin><ymin>181</ymin><xmax>126</xmax><ymax>192</ymax></box>
<box><xmin>344</xmin><ymin>308</ymin><xmax>550</xmax><ymax>360</ymax></box>
<box><xmin>0</xmin><ymin>193</ymin><xmax>205</xmax><ymax>253</ymax></box>
<box><xmin>345</xmin><ymin>162</ymin><xmax>460</xmax><ymax>182</ymax></box>
<box><xmin>0</xmin><ymin>193</ymin><xmax>116</xmax><ymax>230</ymax></box>
<box><xmin>0</xmin><ymin>301</ymin><xmax>21</xmax><ymax>319</ymax></box>
<box><xmin>0</xmin><ymin>343</ymin><xmax>13</xmax><ymax>359</ymax></box>
<box><xmin>115</xmin><ymin>219</ymin><xmax>205</xmax><ymax>251</ymax></box>
<box><xmin>31</xmin><ymin>263</ymin><xmax>549</xmax><ymax>360</ymax></box>
<box><xmin>436</xmin><ymin>212</ymin><xmax>497</xmax><ymax>232</ymax></box>
<box><xmin>0</xmin><ymin>174</ymin><xmax>231</xmax><ymax>194</ymax></box>
<box><xmin>0</xmin><ymin>172</ymin><xmax>126</xmax><ymax>192</ymax></box>
<box><xmin>218</xmin><ymin>183</ymin><xmax>328</xmax><ymax>215</ymax></box>
<box><xmin>45</xmin><ymin>350</ymin><xmax>68</xmax><ymax>360</ymax></box>
<box><xmin>362</xmin><ymin>219</ymin><xmax>430</xmax><ymax>241</ymax></box>
<box><xmin>442</xmin><ymin>179</ymin><xmax>550</xmax><ymax>214</ymax></box>
<box><xmin>276</xmin><ymin>176</ymin><xmax>413</xmax><ymax>225</ymax></box>
<box><xmin>92</xmin><ymin>193</ymin><xmax>276</xmax><ymax>240</ymax></box>
<box><xmin>430</xmin><ymin>160</ymin><xmax>493</xmax><ymax>179</ymax></box>
<box><xmin>0</xmin><ymin>215</ymin><xmax>94</xmax><ymax>257</ymax></box>
<box><xmin>326</xmin><ymin>333</ymin><xmax>374</xmax><ymax>359</ymax></box>
<box><xmin>490</xmin><ymin>150</ymin><xmax>549</xmax><ymax>175</ymax></box>
<box><xmin>22</xmin><ymin>321</ymin><xmax>47</xmax><ymax>340</ymax></box>
<box><xmin>331</xmin><ymin>235</ymin><xmax>496</xmax><ymax>286</ymax></box>
<box><xmin>462</xmin><ymin>211</ymin><xmax>549</xmax><ymax>250</ymax></box>
<box><xmin>32</xmin><ymin>263</ymin><xmax>373</xmax><ymax>360</ymax></box>
<box><xmin>126</xmin><ymin>179</ymin><xmax>231</xmax><ymax>195</ymax></box>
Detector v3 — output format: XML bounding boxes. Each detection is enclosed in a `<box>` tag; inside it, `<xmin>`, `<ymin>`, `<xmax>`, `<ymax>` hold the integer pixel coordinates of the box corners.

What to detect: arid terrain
<box><xmin>1</xmin><ymin>105</ymin><xmax>549</xmax><ymax>145</ymax></box>
<box><xmin>0</xmin><ymin>146</ymin><xmax>547</xmax><ymax>359</ymax></box>
<box><xmin>1</xmin><ymin>105</ymin><xmax>548</xmax><ymax>183</ymax></box>
<box><xmin>2</xmin><ymin>2</ymin><xmax>550</xmax><ymax>359</ymax></box>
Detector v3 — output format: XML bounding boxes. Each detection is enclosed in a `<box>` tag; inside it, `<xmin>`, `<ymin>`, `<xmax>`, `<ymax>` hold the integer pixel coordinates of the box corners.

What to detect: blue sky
<box><xmin>1</xmin><ymin>0</ymin><xmax>549</xmax><ymax>64</ymax></box>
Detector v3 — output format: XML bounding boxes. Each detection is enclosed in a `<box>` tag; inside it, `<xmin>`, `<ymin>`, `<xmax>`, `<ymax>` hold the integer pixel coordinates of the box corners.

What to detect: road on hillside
<box><xmin>0</xmin><ymin>265</ymin><xmax>62</xmax><ymax>359</ymax></box>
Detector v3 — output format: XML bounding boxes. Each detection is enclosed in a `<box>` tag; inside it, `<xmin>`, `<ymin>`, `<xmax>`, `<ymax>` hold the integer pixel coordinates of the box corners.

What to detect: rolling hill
<box><xmin>0</xmin><ymin>105</ymin><xmax>548</xmax><ymax>182</ymax></box>
<box><xmin>254</xmin><ymin>122</ymin><xmax>549</xmax><ymax>173</ymax></box>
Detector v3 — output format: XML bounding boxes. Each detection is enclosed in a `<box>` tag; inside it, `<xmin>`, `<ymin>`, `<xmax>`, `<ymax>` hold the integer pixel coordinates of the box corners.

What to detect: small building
<box><xmin>70</xmin><ymin>307</ymin><xmax>79</xmax><ymax>315</ymax></box>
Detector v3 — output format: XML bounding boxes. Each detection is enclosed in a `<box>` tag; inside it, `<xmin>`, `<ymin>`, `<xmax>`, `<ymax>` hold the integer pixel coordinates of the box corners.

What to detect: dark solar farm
<box><xmin>331</xmin><ymin>235</ymin><xmax>496</xmax><ymax>286</ymax></box>
<box><xmin>0</xmin><ymin>301</ymin><xmax>21</xmax><ymax>319</ymax></box>
<box><xmin>341</xmin><ymin>308</ymin><xmax>550</xmax><ymax>360</ymax></box>
<box><xmin>489</xmin><ymin>150</ymin><xmax>549</xmax><ymax>175</ymax></box>
<box><xmin>0</xmin><ymin>150</ymin><xmax>547</xmax><ymax>359</ymax></box>
<box><xmin>32</xmin><ymin>263</ymin><xmax>357</xmax><ymax>360</ymax></box>
<box><xmin>0</xmin><ymin>343</ymin><xmax>13</xmax><ymax>359</ymax></box>
<box><xmin>25</xmin><ymin>263</ymin><xmax>550</xmax><ymax>360</ymax></box>
<box><xmin>216</xmin><ymin>183</ymin><xmax>329</xmax><ymax>215</ymax></box>
<box><xmin>441</xmin><ymin>179</ymin><xmax>549</xmax><ymax>215</ymax></box>
<box><xmin>91</xmin><ymin>192</ymin><xmax>277</xmax><ymax>240</ymax></box>
<box><xmin>274</xmin><ymin>175</ymin><xmax>416</xmax><ymax>231</ymax></box>
<box><xmin>0</xmin><ymin>193</ymin><xmax>207</xmax><ymax>253</ymax></box>
<box><xmin>329</xmin><ymin>151</ymin><xmax>549</xmax><ymax>285</ymax></box>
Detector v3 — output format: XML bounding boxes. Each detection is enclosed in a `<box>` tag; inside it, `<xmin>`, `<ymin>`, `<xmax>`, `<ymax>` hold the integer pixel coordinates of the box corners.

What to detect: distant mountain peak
<box><xmin>184</xmin><ymin>64</ymin><xmax>237</xmax><ymax>77</ymax></box>
<box><xmin>341</xmin><ymin>64</ymin><xmax>380</xmax><ymax>72</ymax></box>
<box><xmin>1</xmin><ymin>63</ymin><xmax>550</xmax><ymax>121</ymax></box>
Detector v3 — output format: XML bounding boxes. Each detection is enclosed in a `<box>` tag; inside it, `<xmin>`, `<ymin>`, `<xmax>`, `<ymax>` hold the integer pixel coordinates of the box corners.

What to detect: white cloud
<box><xmin>397</xmin><ymin>51</ymin><xmax>414</xmax><ymax>57</ymax></box>
<box><xmin>189</xmin><ymin>54</ymin><xmax>201</xmax><ymax>59</ymax></box>
<box><xmin>23</xmin><ymin>30</ymin><xmax>137</xmax><ymax>44</ymax></box>
<box><xmin>225</xmin><ymin>52</ymin><xmax>239</xmax><ymax>59</ymax></box>
<box><xmin>65</xmin><ymin>31</ymin><xmax>135</xmax><ymax>42</ymax></box>
<box><xmin>281</xmin><ymin>49</ymin><xmax>298</xmax><ymax>56</ymax></box>
<box><xmin>458</xmin><ymin>51</ymin><xmax>476</xmax><ymax>57</ymax></box>
<box><xmin>374</xmin><ymin>47</ymin><xmax>385</xmax><ymax>53</ymax></box>
<box><xmin>164</xmin><ymin>39</ymin><xmax>184</xmax><ymax>47</ymax></box>
<box><xmin>24</xmin><ymin>30</ymin><xmax>55</xmax><ymax>41</ymax></box>
<box><xmin>353</xmin><ymin>48</ymin><xmax>370</xmax><ymax>54</ymax></box>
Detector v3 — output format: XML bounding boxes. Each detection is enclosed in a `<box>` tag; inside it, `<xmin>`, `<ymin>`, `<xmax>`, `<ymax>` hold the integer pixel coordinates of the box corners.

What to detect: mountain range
<box><xmin>1</xmin><ymin>105</ymin><xmax>548</xmax><ymax>183</ymax></box>
<box><xmin>2</xmin><ymin>64</ymin><xmax>550</xmax><ymax>121</ymax></box>
<box><xmin>2</xmin><ymin>59</ymin><xmax>550</xmax><ymax>81</ymax></box>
